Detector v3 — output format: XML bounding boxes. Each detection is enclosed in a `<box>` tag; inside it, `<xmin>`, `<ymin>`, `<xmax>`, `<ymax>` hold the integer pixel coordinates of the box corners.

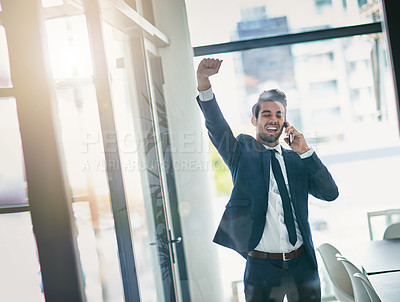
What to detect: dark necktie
<box><xmin>269</xmin><ymin>149</ymin><xmax>297</xmax><ymax>246</ymax></box>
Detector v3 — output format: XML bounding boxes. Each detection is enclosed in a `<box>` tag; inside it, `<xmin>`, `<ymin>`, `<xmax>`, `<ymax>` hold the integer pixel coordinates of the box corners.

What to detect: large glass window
<box><xmin>192</xmin><ymin>31</ymin><xmax>399</xmax><ymax>300</ymax></box>
<box><xmin>1</xmin><ymin>7</ymin><xmax>42</xmax><ymax>302</ymax></box>
<box><xmin>0</xmin><ymin>212</ymin><xmax>44</xmax><ymax>302</ymax></box>
<box><xmin>102</xmin><ymin>23</ymin><xmax>166</xmax><ymax>302</ymax></box>
<box><xmin>44</xmin><ymin>9</ymin><xmax>180</xmax><ymax>301</ymax></box>
<box><xmin>45</xmin><ymin>15</ymin><xmax>125</xmax><ymax>301</ymax></box>
<box><xmin>0</xmin><ymin>98</ymin><xmax>28</xmax><ymax>208</ymax></box>
<box><xmin>185</xmin><ymin>0</ymin><xmax>380</xmax><ymax>46</ymax></box>
<box><xmin>0</xmin><ymin>26</ymin><xmax>12</xmax><ymax>88</ymax></box>
<box><xmin>2</xmin><ymin>0</ymin><xmax>187</xmax><ymax>301</ymax></box>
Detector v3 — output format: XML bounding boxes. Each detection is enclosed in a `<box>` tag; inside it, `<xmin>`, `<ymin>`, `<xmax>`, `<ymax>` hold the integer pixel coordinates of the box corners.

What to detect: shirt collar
<box><xmin>263</xmin><ymin>144</ymin><xmax>282</xmax><ymax>155</ymax></box>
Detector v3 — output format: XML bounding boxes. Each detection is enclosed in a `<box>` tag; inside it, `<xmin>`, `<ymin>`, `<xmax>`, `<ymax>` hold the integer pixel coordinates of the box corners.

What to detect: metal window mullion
<box><xmin>0</xmin><ymin>205</ymin><xmax>30</xmax><ymax>214</ymax></box>
<box><xmin>0</xmin><ymin>88</ymin><xmax>14</xmax><ymax>98</ymax></box>
<box><xmin>193</xmin><ymin>22</ymin><xmax>383</xmax><ymax>56</ymax></box>
<box><xmin>2</xmin><ymin>0</ymin><xmax>86</xmax><ymax>301</ymax></box>
<box><xmin>83</xmin><ymin>0</ymin><xmax>141</xmax><ymax>301</ymax></box>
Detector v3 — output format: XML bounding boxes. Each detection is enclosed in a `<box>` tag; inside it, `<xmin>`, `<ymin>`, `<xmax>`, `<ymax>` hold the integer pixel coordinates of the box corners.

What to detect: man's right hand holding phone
<box><xmin>284</xmin><ymin>121</ymin><xmax>310</xmax><ymax>155</ymax></box>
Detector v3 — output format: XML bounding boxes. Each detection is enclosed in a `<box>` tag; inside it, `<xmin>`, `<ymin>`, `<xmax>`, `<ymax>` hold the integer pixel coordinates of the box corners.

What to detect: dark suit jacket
<box><xmin>197</xmin><ymin>95</ymin><xmax>339</xmax><ymax>268</ymax></box>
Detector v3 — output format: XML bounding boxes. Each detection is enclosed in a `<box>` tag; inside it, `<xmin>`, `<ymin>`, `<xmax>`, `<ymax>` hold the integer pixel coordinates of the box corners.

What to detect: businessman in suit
<box><xmin>196</xmin><ymin>58</ymin><xmax>339</xmax><ymax>301</ymax></box>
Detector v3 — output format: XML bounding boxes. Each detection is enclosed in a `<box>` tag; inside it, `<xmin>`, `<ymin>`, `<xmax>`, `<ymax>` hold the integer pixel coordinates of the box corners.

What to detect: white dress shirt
<box><xmin>255</xmin><ymin>144</ymin><xmax>306</xmax><ymax>253</ymax></box>
<box><xmin>198</xmin><ymin>87</ymin><xmax>314</xmax><ymax>253</ymax></box>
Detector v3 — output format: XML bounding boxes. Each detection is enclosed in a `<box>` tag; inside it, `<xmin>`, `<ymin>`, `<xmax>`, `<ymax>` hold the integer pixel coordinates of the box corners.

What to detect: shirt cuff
<box><xmin>300</xmin><ymin>148</ymin><xmax>314</xmax><ymax>159</ymax></box>
<box><xmin>198</xmin><ymin>87</ymin><xmax>214</xmax><ymax>102</ymax></box>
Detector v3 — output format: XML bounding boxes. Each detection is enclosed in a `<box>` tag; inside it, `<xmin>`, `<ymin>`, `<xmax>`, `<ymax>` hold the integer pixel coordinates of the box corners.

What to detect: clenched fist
<box><xmin>197</xmin><ymin>58</ymin><xmax>223</xmax><ymax>91</ymax></box>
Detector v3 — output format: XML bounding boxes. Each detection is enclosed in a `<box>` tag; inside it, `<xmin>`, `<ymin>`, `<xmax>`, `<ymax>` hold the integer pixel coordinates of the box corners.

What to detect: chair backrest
<box><xmin>367</xmin><ymin>209</ymin><xmax>400</xmax><ymax>240</ymax></box>
<box><xmin>383</xmin><ymin>222</ymin><xmax>400</xmax><ymax>239</ymax></box>
<box><xmin>338</xmin><ymin>257</ymin><xmax>369</xmax><ymax>302</ymax></box>
<box><xmin>317</xmin><ymin>243</ymin><xmax>354</xmax><ymax>302</ymax></box>
<box><xmin>353</xmin><ymin>273</ymin><xmax>381</xmax><ymax>302</ymax></box>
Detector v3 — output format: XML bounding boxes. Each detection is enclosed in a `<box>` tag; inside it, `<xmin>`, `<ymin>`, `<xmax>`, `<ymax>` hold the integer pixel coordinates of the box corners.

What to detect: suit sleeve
<box><xmin>196</xmin><ymin>95</ymin><xmax>241</xmax><ymax>169</ymax></box>
<box><xmin>302</xmin><ymin>152</ymin><xmax>339</xmax><ymax>201</ymax></box>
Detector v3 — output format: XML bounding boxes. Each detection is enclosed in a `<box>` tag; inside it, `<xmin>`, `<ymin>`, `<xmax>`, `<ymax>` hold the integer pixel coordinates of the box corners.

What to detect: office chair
<box><xmin>367</xmin><ymin>209</ymin><xmax>400</xmax><ymax>240</ymax></box>
<box><xmin>383</xmin><ymin>222</ymin><xmax>400</xmax><ymax>239</ymax></box>
<box><xmin>353</xmin><ymin>273</ymin><xmax>381</xmax><ymax>302</ymax></box>
<box><xmin>317</xmin><ymin>243</ymin><xmax>354</xmax><ymax>302</ymax></box>
<box><xmin>337</xmin><ymin>256</ymin><xmax>370</xmax><ymax>302</ymax></box>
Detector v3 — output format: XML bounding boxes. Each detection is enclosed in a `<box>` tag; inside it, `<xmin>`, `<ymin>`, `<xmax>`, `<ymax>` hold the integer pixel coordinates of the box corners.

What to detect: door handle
<box><xmin>149</xmin><ymin>236</ymin><xmax>181</xmax><ymax>246</ymax></box>
<box><xmin>170</xmin><ymin>237</ymin><xmax>181</xmax><ymax>244</ymax></box>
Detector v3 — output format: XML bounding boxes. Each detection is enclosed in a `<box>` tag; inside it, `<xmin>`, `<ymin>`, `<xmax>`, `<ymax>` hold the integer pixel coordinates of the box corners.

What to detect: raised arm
<box><xmin>197</xmin><ymin>58</ymin><xmax>223</xmax><ymax>91</ymax></box>
<box><xmin>196</xmin><ymin>59</ymin><xmax>241</xmax><ymax>170</ymax></box>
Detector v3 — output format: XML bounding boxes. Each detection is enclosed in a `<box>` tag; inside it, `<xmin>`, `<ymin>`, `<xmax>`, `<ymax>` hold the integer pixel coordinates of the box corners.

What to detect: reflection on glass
<box><xmin>193</xmin><ymin>32</ymin><xmax>399</xmax><ymax>301</ymax></box>
<box><xmin>0</xmin><ymin>212</ymin><xmax>44</xmax><ymax>302</ymax></box>
<box><xmin>55</xmin><ymin>84</ymin><xmax>125</xmax><ymax>301</ymax></box>
<box><xmin>44</xmin><ymin>15</ymin><xmax>125</xmax><ymax>302</ymax></box>
<box><xmin>0</xmin><ymin>25</ymin><xmax>12</xmax><ymax>88</ymax></box>
<box><xmin>103</xmin><ymin>23</ymin><xmax>167</xmax><ymax>302</ymax></box>
<box><xmin>186</xmin><ymin>0</ymin><xmax>381</xmax><ymax>46</ymax></box>
<box><xmin>0</xmin><ymin>98</ymin><xmax>28</xmax><ymax>208</ymax></box>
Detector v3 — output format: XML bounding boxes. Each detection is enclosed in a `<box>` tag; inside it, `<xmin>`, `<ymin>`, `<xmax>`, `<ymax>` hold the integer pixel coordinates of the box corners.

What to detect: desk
<box><xmin>368</xmin><ymin>271</ymin><xmax>400</xmax><ymax>301</ymax></box>
<box><xmin>355</xmin><ymin>239</ymin><xmax>400</xmax><ymax>275</ymax></box>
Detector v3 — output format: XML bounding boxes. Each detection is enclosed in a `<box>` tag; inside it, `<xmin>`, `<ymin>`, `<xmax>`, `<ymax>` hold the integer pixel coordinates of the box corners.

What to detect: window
<box><xmin>0</xmin><ymin>26</ymin><xmax>11</xmax><ymax>88</ymax></box>
<box><xmin>191</xmin><ymin>20</ymin><xmax>398</xmax><ymax>302</ymax></box>
<box><xmin>358</xmin><ymin>0</ymin><xmax>368</xmax><ymax>7</ymax></box>
<box><xmin>44</xmin><ymin>15</ymin><xmax>125</xmax><ymax>301</ymax></box>
<box><xmin>0</xmin><ymin>98</ymin><xmax>28</xmax><ymax>208</ymax></box>
<box><xmin>316</xmin><ymin>0</ymin><xmax>333</xmax><ymax>6</ymax></box>
<box><xmin>315</xmin><ymin>0</ymin><xmax>333</xmax><ymax>14</ymax></box>
<box><xmin>0</xmin><ymin>213</ymin><xmax>43</xmax><ymax>301</ymax></box>
<box><xmin>185</xmin><ymin>0</ymin><xmax>379</xmax><ymax>46</ymax></box>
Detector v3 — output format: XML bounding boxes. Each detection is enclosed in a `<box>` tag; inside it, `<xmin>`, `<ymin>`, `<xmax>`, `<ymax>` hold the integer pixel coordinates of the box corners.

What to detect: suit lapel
<box><xmin>262</xmin><ymin>148</ymin><xmax>271</xmax><ymax>192</ymax></box>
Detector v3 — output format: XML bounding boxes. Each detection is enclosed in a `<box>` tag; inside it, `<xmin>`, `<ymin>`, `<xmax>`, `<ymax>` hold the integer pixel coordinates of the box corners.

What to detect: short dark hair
<box><xmin>252</xmin><ymin>89</ymin><xmax>287</xmax><ymax>118</ymax></box>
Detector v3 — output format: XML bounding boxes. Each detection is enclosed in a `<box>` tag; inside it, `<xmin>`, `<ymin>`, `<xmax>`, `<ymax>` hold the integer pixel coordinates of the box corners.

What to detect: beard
<box><xmin>258</xmin><ymin>127</ymin><xmax>284</xmax><ymax>144</ymax></box>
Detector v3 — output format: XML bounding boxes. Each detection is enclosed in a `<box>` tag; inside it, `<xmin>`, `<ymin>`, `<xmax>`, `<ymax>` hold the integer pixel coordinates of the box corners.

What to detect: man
<box><xmin>196</xmin><ymin>58</ymin><xmax>339</xmax><ymax>302</ymax></box>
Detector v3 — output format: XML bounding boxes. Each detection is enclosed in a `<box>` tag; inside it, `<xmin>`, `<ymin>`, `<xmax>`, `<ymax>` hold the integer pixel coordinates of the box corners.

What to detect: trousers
<box><xmin>244</xmin><ymin>252</ymin><xmax>321</xmax><ymax>302</ymax></box>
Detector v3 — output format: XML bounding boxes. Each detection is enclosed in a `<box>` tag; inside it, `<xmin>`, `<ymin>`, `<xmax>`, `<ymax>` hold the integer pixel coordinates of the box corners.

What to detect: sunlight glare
<box><xmin>45</xmin><ymin>15</ymin><xmax>93</xmax><ymax>79</ymax></box>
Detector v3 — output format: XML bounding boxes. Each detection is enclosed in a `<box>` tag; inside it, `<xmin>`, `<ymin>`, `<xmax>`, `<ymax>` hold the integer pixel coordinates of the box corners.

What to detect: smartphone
<box><xmin>288</xmin><ymin>132</ymin><xmax>293</xmax><ymax>146</ymax></box>
<box><xmin>284</xmin><ymin>121</ymin><xmax>293</xmax><ymax>146</ymax></box>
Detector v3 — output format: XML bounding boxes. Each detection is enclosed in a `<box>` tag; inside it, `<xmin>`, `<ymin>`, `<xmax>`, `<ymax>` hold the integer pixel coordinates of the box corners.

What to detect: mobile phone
<box><xmin>288</xmin><ymin>132</ymin><xmax>293</xmax><ymax>146</ymax></box>
<box><xmin>283</xmin><ymin>121</ymin><xmax>293</xmax><ymax>146</ymax></box>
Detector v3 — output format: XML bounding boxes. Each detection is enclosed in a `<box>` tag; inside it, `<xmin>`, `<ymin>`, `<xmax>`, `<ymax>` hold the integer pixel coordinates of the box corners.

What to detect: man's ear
<box><xmin>251</xmin><ymin>116</ymin><xmax>257</xmax><ymax>126</ymax></box>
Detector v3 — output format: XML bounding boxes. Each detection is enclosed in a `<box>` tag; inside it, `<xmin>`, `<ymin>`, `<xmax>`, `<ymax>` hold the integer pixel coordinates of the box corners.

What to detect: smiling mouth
<box><xmin>265</xmin><ymin>125</ymin><xmax>278</xmax><ymax>133</ymax></box>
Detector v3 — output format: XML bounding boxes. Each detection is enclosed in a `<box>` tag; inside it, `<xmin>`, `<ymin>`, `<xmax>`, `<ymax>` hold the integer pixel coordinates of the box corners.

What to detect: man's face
<box><xmin>251</xmin><ymin>101</ymin><xmax>285</xmax><ymax>147</ymax></box>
